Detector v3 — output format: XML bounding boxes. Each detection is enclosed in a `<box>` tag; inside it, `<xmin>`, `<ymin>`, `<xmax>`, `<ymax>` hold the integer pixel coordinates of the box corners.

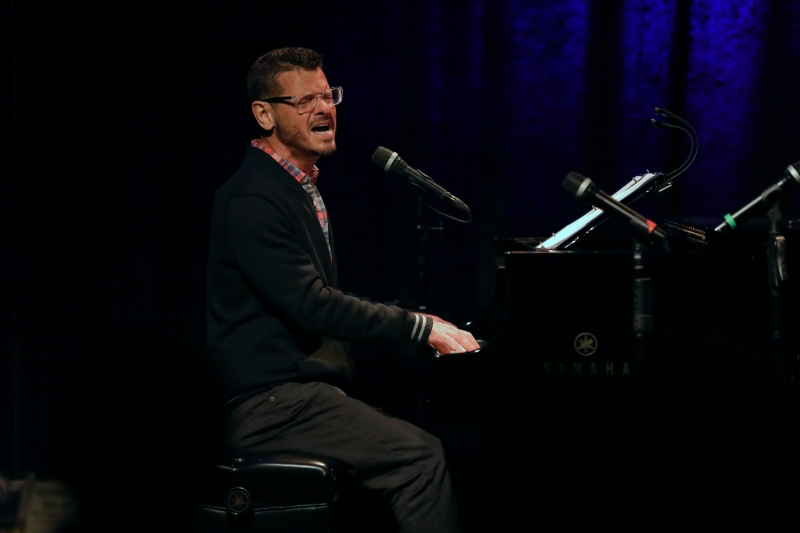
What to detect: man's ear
<box><xmin>251</xmin><ymin>101</ymin><xmax>275</xmax><ymax>132</ymax></box>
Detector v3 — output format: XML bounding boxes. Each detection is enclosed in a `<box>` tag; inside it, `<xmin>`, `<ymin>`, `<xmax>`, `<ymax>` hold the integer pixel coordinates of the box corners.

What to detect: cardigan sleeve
<box><xmin>226</xmin><ymin>195</ymin><xmax>431</xmax><ymax>343</ymax></box>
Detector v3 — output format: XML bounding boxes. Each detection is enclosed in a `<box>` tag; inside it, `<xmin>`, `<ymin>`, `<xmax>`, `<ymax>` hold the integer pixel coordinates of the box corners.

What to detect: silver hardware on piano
<box><xmin>536</xmin><ymin>171</ymin><xmax>664</xmax><ymax>250</ymax></box>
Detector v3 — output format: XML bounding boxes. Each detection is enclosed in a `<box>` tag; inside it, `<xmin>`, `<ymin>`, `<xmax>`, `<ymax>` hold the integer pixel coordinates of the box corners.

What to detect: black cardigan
<box><xmin>206</xmin><ymin>146</ymin><xmax>425</xmax><ymax>406</ymax></box>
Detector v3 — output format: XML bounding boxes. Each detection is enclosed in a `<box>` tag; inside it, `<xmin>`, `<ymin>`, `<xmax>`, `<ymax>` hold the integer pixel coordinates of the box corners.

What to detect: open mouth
<box><xmin>311</xmin><ymin>122</ymin><xmax>333</xmax><ymax>135</ymax></box>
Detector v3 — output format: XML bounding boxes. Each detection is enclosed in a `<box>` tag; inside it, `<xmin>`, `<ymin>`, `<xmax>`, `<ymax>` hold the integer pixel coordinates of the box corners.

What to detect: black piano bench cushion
<box><xmin>191</xmin><ymin>450</ymin><xmax>349</xmax><ymax>533</ymax></box>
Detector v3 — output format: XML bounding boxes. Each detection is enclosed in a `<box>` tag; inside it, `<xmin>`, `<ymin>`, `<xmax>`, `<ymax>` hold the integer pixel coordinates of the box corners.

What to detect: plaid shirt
<box><xmin>251</xmin><ymin>140</ymin><xmax>331</xmax><ymax>258</ymax></box>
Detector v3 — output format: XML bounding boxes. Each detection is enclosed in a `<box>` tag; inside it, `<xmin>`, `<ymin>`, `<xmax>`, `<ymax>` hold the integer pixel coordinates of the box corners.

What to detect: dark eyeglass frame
<box><xmin>259</xmin><ymin>87</ymin><xmax>343</xmax><ymax>115</ymax></box>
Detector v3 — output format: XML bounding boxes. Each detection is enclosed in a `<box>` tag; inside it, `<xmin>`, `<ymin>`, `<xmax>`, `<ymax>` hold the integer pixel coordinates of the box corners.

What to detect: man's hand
<box><xmin>427</xmin><ymin>319</ymin><xmax>480</xmax><ymax>354</ymax></box>
<box><xmin>416</xmin><ymin>312</ymin><xmax>456</xmax><ymax>328</ymax></box>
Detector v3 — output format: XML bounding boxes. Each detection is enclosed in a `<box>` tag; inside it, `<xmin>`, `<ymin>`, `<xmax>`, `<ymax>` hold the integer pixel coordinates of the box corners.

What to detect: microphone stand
<box><xmin>632</xmin><ymin>239</ymin><xmax>654</xmax><ymax>375</ymax></box>
<box><xmin>415</xmin><ymin>192</ymin><xmax>442</xmax><ymax>312</ymax></box>
<box><xmin>415</xmin><ymin>192</ymin><xmax>441</xmax><ymax>428</ymax></box>
<box><xmin>765</xmin><ymin>203</ymin><xmax>789</xmax><ymax>379</ymax></box>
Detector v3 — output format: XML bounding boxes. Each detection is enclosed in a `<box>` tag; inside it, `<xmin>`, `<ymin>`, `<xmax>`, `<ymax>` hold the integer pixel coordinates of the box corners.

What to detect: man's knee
<box><xmin>406</xmin><ymin>436</ymin><xmax>450</xmax><ymax>488</ymax></box>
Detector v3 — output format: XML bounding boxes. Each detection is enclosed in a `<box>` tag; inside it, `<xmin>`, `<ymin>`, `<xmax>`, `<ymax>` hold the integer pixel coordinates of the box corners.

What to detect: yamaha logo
<box><xmin>226</xmin><ymin>487</ymin><xmax>252</xmax><ymax>515</ymax></box>
<box><xmin>574</xmin><ymin>332</ymin><xmax>598</xmax><ymax>356</ymax></box>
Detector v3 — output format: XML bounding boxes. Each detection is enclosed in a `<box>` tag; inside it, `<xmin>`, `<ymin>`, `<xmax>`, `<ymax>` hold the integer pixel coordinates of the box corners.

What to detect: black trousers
<box><xmin>223</xmin><ymin>381</ymin><xmax>460</xmax><ymax>533</ymax></box>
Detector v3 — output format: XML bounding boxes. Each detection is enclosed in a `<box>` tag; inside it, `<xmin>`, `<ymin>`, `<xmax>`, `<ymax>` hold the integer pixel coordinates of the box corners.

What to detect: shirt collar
<box><xmin>251</xmin><ymin>139</ymin><xmax>320</xmax><ymax>185</ymax></box>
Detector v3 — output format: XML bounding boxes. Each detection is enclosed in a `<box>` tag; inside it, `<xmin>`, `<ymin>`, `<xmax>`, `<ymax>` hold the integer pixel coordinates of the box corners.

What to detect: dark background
<box><xmin>4</xmin><ymin>0</ymin><xmax>800</xmax><ymax>530</ymax></box>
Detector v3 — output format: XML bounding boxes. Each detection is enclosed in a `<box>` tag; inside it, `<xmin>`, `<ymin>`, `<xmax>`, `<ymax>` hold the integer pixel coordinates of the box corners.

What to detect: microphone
<box><xmin>563</xmin><ymin>172</ymin><xmax>668</xmax><ymax>245</ymax></box>
<box><xmin>371</xmin><ymin>147</ymin><xmax>469</xmax><ymax>212</ymax></box>
<box><xmin>715</xmin><ymin>160</ymin><xmax>800</xmax><ymax>233</ymax></box>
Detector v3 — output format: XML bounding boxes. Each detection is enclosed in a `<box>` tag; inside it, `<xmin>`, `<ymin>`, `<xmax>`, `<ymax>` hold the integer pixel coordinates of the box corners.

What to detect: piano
<box><xmin>419</xmin><ymin>205</ymin><xmax>800</xmax><ymax>530</ymax></box>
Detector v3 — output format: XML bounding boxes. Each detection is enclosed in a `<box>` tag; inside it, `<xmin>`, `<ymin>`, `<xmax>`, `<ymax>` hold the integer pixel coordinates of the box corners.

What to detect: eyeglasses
<box><xmin>260</xmin><ymin>87</ymin><xmax>343</xmax><ymax>115</ymax></box>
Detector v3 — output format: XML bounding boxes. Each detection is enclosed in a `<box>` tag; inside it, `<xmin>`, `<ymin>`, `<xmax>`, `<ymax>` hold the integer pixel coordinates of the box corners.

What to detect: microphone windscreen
<box><xmin>788</xmin><ymin>161</ymin><xmax>800</xmax><ymax>185</ymax></box>
<box><xmin>371</xmin><ymin>147</ymin><xmax>393</xmax><ymax>169</ymax></box>
<box><xmin>563</xmin><ymin>172</ymin><xmax>590</xmax><ymax>198</ymax></box>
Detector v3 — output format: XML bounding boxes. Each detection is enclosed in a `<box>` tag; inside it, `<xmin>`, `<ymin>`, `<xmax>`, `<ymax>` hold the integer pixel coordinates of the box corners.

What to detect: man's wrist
<box><xmin>408</xmin><ymin>312</ymin><xmax>433</xmax><ymax>343</ymax></box>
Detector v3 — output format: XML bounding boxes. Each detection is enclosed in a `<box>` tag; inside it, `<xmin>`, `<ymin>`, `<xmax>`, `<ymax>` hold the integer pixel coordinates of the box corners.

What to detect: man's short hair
<box><xmin>247</xmin><ymin>47</ymin><xmax>324</xmax><ymax>102</ymax></box>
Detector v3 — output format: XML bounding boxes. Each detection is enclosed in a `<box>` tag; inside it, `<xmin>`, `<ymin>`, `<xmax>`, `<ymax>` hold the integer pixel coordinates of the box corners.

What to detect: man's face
<box><xmin>268</xmin><ymin>68</ymin><xmax>337</xmax><ymax>164</ymax></box>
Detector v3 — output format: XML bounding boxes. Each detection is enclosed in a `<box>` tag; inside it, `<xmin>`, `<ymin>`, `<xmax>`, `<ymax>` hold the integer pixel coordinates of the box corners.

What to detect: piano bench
<box><xmin>190</xmin><ymin>450</ymin><xmax>348</xmax><ymax>533</ymax></box>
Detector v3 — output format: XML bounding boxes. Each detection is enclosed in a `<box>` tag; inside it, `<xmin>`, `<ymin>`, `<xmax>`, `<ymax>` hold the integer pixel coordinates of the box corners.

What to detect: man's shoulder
<box><xmin>219</xmin><ymin>146</ymin><xmax>301</xmax><ymax>201</ymax></box>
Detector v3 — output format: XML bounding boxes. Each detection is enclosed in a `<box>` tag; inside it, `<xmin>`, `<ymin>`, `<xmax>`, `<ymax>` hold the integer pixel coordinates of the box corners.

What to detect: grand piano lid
<box><xmin>536</xmin><ymin>171</ymin><xmax>663</xmax><ymax>250</ymax></box>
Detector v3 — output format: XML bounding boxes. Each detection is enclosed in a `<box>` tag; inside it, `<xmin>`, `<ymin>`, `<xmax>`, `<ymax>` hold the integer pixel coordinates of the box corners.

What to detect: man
<box><xmin>206</xmin><ymin>47</ymin><xmax>479</xmax><ymax>532</ymax></box>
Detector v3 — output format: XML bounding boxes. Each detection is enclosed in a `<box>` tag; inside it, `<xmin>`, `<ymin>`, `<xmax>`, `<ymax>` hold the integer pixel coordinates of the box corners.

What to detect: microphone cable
<box><xmin>648</xmin><ymin>106</ymin><xmax>699</xmax><ymax>187</ymax></box>
<box><xmin>403</xmin><ymin>179</ymin><xmax>472</xmax><ymax>224</ymax></box>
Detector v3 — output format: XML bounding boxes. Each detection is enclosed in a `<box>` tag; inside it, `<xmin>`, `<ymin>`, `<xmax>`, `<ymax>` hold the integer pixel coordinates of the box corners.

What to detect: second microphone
<box><xmin>371</xmin><ymin>147</ymin><xmax>470</xmax><ymax>212</ymax></box>
<box><xmin>563</xmin><ymin>172</ymin><xmax>667</xmax><ymax>245</ymax></box>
